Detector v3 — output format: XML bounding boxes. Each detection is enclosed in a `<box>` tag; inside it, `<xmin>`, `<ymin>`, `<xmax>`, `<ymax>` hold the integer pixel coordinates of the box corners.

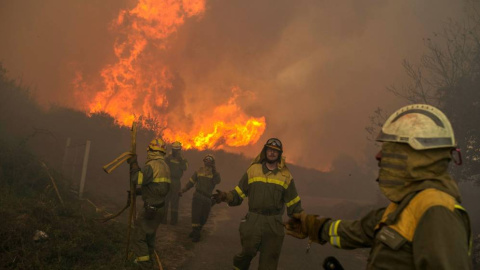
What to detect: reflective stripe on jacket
<box><xmin>229</xmin><ymin>163</ymin><xmax>303</xmax><ymax>217</ymax></box>
<box><xmin>319</xmin><ymin>188</ymin><xmax>472</xmax><ymax>269</ymax></box>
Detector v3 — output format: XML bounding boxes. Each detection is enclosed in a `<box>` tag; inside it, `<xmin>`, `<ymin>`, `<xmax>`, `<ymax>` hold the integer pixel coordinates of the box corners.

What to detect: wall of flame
<box><xmin>74</xmin><ymin>0</ymin><xmax>266</xmax><ymax>150</ymax></box>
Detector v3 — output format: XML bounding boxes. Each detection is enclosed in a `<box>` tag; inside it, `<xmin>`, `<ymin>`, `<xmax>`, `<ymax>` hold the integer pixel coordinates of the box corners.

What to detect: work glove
<box><xmin>178</xmin><ymin>186</ymin><xmax>188</xmax><ymax>197</ymax></box>
<box><xmin>127</xmin><ymin>154</ymin><xmax>140</xmax><ymax>175</ymax></box>
<box><xmin>285</xmin><ymin>211</ymin><xmax>330</xmax><ymax>243</ymax></box>
<box><xmin>127</xmin><ymin>154</ymin><xmax>137</xmax><ymax>164</ymax></box>
<box><xmin>211</xmin><ymin>189</ymin><xmax>228</xmax><ymax>204</ymax></box>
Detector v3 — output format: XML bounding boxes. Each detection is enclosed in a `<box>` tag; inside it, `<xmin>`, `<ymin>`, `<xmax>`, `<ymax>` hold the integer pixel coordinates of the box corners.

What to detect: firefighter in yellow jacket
<box><xmin>286</xmin><ymin>104</ymin><xmax>473</xmax><ymax>269</ymax></box>
<box><xmin>128</xmin><ymin>138</ymin><xmax>171</xmax><ymax>269</ymax></box>
<box><xmin>179</xmin><ymin>154</ymin><xmax>221</xmax><ymax>242</ymax></box>
<box><xmin>212</xmin><ymin>138</ymin><xmax>304</xmax><ymax>270</ymax></box>
<box><xmin>163</xmin><ymin>141</ymin><xmax>188</xmax><ymax>225</ymax></box>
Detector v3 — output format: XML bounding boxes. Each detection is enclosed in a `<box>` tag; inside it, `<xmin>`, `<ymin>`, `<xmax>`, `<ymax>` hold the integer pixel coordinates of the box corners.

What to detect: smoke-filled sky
<box><xmin>0</xmin><ymin>0</ymin><xmax>465</xmax><ymax>170</ymax></box>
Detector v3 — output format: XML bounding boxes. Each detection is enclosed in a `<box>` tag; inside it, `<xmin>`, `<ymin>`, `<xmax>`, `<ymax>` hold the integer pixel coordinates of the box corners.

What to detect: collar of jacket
<box><xmin>146</xmin><ymin>151</ymin><xmax>165</xmax><ymax>162</ymax></box>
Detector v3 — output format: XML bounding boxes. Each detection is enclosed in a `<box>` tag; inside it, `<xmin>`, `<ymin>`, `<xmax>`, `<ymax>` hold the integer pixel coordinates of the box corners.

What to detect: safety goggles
<box><xmin>266</xmin><ymin>138</ymin><xmax>282</xmax><ymax>149</ymax></box>
<box><xmin>203</xmin><ymin>155</ymin><xmax>214</xmax><ymax>162</ymax></box>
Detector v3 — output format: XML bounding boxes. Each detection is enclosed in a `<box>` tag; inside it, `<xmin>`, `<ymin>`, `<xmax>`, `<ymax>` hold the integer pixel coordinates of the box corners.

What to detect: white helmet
<box><xmin>376</xmin><ymin>104</ymin><xmax>456</xmax><ymax>150</ymax></box>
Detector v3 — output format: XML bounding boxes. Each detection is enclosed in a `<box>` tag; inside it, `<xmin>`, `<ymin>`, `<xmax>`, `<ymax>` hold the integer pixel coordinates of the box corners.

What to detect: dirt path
<box><xmin>155</xmin><ymin>195</ymin><xmax>369</xmax><ymax>270</ymax></box>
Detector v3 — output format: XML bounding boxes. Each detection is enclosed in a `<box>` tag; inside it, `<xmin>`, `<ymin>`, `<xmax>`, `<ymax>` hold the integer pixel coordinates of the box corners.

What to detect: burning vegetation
<box><xmin>73</xmin><ymin>0</ymin><xmax>266</xmax><ymax>151</ymax></box>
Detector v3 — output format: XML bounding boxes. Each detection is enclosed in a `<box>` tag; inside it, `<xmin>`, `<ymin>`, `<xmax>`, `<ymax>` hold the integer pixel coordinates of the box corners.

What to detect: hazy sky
<box><xmin>0</xmin><ymin>0</ymin><xmax>465</xmax><ymax>170</ymax></box>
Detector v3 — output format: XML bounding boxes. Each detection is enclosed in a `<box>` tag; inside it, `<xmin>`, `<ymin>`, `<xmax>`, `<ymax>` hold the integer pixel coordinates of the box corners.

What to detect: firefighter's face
<box><xmin>203</xmin><ymin>156</ymin><xmax>214</xmax><ymax>167</ymax></box>
<box><xmin>266</xmin><ymin>148</ymin><xmax>280</xmax><ymax>163</ymax></box>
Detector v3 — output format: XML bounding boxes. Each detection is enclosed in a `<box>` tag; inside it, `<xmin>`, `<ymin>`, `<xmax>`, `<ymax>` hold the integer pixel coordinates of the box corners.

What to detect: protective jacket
<box><xmin>319</xmin><ymin>188</ymin><xmax>471</xmax><ymax>269</ymax></box>
<box><xmin>184</xmin><ymin>166</ymin><xmax>220</xmax><ymax>197</ymax></box>
<box><xmin>165</xmin><ymin>154</ymin><xmax>188</xmax><ymax>180</ymax></box>
<box><xmin>134</xmin><ymin>154</ymin><xmax>171</xmax><ymax>206</ymax></box>
<box><xmin>229</xmin><ymin>161</ymin><xmax>303</xmax><ymax>216</ymax></box>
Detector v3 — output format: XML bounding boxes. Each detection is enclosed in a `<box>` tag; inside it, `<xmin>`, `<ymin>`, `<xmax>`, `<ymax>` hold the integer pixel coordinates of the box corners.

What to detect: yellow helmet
<box><xmin>172</xmin><ymin>141</ymin><xmax>182</xmax><ymax>150</ymax></box>
<box><xmin>376</xmin><ymin>104</ymin><xmax>456</xmax><ymax>150</ymax></box>
<box><xmin>147</xmin><ymin>138</ymin><xmax>167</xmax><ymax>153</ymax></box>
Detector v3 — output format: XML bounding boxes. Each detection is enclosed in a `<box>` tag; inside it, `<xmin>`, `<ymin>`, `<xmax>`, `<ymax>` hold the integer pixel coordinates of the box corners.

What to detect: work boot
<box><xmin>192</xmin><ymin>227</ymin><xmax>201</xmax><ymax>242</ymax></box>
<box><xmin>124</xmin><ymin>251</ymin><xmax>137</xmax><ymax>268</ymax></box>
<box><xmin>170</xmin><ymin>211</ymin><xmax>178</xmax><ymax>225</ymax></box>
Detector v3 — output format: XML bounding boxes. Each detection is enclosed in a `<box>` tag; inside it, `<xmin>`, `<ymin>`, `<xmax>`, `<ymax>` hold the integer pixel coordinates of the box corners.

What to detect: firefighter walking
<box><xmin>179</xmin><ymin>154</ymin><xmax>221</xmax><ymax>242</ymax></box>
<box><xmin>212</xmin><ymin>138</ymin><xmax>304</xmax><ymax>270</ymax></box>
<box><xmin>163</xmin><ymin>141</ymin><xmax>188</xmax><ymax>225</ymax></box>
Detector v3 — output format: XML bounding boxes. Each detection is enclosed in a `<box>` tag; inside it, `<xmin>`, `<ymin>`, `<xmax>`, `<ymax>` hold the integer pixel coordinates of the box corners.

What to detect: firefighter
<box><xmin>285</xmin><ymin>104</ymin><xmax>473</xmax><ymax>269</ymax></box>
<box><xmin>212</xmin><ymin>138</ymin><xmax>304</xmax><ymax>270</ymax></box>
<box><xmin>163</xmin><ymin>141</ymin><xmax>188</xmax><ymax>225</ymax></box>
<box><xmin>179</xmin><ymin>154</ymin><xmax>221</xmax><ymax>242</ymax></box>
<box><xmin>128</xmin><ymin>138</ymin><xmax>171</xmax><ymax>269</ymax></box>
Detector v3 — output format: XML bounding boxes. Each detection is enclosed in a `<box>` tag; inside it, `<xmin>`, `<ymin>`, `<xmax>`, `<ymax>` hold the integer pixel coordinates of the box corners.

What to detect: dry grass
<box><xmin>0</xmin><ymin>139</ymin><xmax>127</xmax><ymax>270</ymax></box>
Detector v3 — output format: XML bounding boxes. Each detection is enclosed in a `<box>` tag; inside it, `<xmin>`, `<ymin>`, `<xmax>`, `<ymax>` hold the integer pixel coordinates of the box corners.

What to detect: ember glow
<box><xmin>74</xmin><ymin>0</ymin><xmax>266</xmax><ymax>149</ymax></box>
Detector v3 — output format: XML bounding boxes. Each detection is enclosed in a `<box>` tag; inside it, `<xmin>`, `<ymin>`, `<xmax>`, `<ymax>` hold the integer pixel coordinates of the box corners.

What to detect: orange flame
<box><xmin>74</xmin><ymin>0</ymin><xmax>266</xmax><ymax>149</ymax></box>
<box><xmin>163</xmin><ymin>87</ymin><xmax>266</xmax><ymax>150</ymax></box>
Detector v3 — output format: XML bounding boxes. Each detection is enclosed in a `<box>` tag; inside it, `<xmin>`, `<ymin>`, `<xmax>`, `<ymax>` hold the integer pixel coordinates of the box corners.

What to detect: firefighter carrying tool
<box><xmin>101</xmin><ymin>122</ymin><xmax>164</xmax><ymax>269</ymax></box>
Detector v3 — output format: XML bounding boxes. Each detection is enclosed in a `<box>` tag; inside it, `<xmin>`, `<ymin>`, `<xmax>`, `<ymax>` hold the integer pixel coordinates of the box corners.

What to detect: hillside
<box><xmin>1</xmin><ymin>63</ymin><xmax>478</xmax><ymax>269</ymax></box>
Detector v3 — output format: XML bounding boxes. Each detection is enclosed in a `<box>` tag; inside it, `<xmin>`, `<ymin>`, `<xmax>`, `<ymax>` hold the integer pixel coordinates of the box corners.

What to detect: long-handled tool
<box><xmin>95</xmin><ymin>191</ymin><xmax>131</xmax><ymax>223</ymax></box>
<box><xmin>125</xmin><ymin>122</ymin><xmax>137</xmax><ymax>261</ymax></box>
<box><xmin>100</xmin><ymin>122</ymin><xmax>138</xmax><ymax>259</ymax></box>
<box><xmin>102</xmin><ymin>152</ymin><xmax>133</xmax><ymax>174</ymax></box>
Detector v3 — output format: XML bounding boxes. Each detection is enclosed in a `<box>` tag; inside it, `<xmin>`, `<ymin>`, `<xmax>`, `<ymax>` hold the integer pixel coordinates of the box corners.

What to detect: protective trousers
<box><xmin>233</xmin><ymin>213</ymin><xmax>284</xmax><ymax>270</ymax></box>
<box><xmin>192</xmin><ymin>192</ymin><xmax>213</xmax><ymax>226</ymax></box>
<box><xmin>132</xmin><ymin>206</ymin><xmax>165</xmax><ymax>270</ymax></box>
<box><xmin>190</xmin><ymin>192</ymin><xmax>212</xmax><ymax>240</ymax></box>
<box><xmin>163</xmin><ymin>179</ymin><xmax>180</xmax><ymax>224</ymax></box>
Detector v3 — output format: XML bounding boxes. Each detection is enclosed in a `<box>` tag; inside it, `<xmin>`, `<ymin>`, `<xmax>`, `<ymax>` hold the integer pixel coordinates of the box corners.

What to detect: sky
<box><xmin>0</xmin><ymin>0</ymin><xmax>465</xmax><ymax>171</ymax></box>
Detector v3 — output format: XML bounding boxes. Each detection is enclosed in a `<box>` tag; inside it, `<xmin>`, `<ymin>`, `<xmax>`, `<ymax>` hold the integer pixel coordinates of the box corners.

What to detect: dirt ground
<box><xmin>151</xmin><ymin>194</ymin><xmax>371</xmax><ymax>270</ymax></box>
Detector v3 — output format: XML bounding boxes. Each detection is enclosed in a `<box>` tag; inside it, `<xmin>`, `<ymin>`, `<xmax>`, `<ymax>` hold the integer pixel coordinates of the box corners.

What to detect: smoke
<box><xmin>0</xmin><ymin>0</ymin><xmax>464</xmax><ymax>170</ymax></box>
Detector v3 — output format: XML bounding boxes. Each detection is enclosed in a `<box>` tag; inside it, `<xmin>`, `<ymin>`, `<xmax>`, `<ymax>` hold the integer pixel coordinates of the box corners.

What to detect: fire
<box><xmin>163</xmin><ymin>87</ymin><xmax>266</xmax><ymax>150</ymax></box>
<box><xmin>74</xmin><ymin>0</ymin><xmax>266</xmax><ymax>149</ymax></box>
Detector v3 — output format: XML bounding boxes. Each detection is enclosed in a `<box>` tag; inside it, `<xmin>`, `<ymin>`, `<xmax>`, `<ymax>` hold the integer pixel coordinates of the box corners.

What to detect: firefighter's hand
<box><xmin>128</xmin><ymin>154</ymin><xmax>140</xmax><ymax>176</ymax></box>
<box><xmin>211</xmin><ymin>189</ymin><xmax>227</xmax><ymax>204</ymax></box>
<box><xmin>127</xmin><ymin>154</ymin><xmax>137</xmax><ymax>164</ymax></box>
<box><xmin>285</xmin><ymin>212</ymin><xmax>330</xmax><ymax>243</ymax></box>
<box><xmin>285</xmin><ymin>216</ymin><xmax>307</xmax><ymax>239</ymax></box>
